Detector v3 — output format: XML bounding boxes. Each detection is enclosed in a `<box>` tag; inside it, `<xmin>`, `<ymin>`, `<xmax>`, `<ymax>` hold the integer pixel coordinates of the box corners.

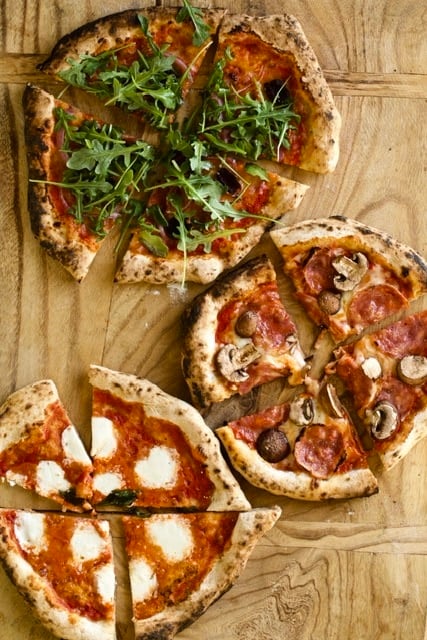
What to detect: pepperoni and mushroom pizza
<box><xmin>23</xmin><ymin>3</ymin><xmax>341</xmax><ymax>283</ymax></box>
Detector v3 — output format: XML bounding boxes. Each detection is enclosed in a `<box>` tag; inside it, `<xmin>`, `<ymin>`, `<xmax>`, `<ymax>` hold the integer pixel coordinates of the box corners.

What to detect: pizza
<box><xmin>23</xmin><ymin>4</ymin><xmax>341</xmax><ymax>283</ymax></box>
<box><xmin>200</xmin><ymin>13</ymin><xmax>341</xmax><ymax>173</ymax></box>
<box><xmin>0</xmin><ymin>509</ymin><xmax>116</xmax><ymax>640</ymax></box>
<box><xmin>216</xmin><ymin>382</ymin><xmax>378</xmax><ymax>500</ymax></box>
<box><xmin>181</xmin><ymin>254</ymin><xmax>308</xmax><ymax>408</ymax></box>
<box><xmin>88</xmin><ymin>364</ymin><xmax>250</xmax><ymax>511</ymax></box>
<box><xmin>327</xmin><ymin>309</ymin><xmax>427</xmax><ymax>470</ymax></box>
<box><xmin>270</xmin><ymin>215</ymin><xmax>427</xmax><ymax>342</ymax></box>
<box><xmin>23</xmin><ymin>84</ymin><xmax>155</xmax><ymax>282</ymax></box>
<box><xmin>122</xmin><ymin>507</ymin><xmax>281</xmax><ymax>639</ymax></box>
<box><xmin>0</xmin><ymin>379</ymin><xmax>93</xmax><ymax>512</ymax></box>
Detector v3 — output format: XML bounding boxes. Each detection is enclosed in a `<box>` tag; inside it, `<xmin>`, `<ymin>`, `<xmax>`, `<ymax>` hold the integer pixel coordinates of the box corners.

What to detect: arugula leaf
<box><xmin>176</xmin><ymin>0</ymin><xmax>211</xmax><ymax>46</ymax></box>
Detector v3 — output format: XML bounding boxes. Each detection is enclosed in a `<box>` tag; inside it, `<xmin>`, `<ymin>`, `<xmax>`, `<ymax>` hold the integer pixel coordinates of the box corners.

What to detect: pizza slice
<box><xmin>270</xmin><ymin>216</ymin><xmax>427</xmax><ymax>342</ymax></box>
<box><xmin>181</xmin><ymin>254</ymin><xmax>308</xmax><ymax>408</ymax></box>
<box><xmin>0</xmin><ymin>509</ymin><xmax>116</xmax><ymax>640</ymax></box>
<box><xmin>38</xmin><ymin>4</ymin><xmax>224</xmax><ymax>130</ymax></box>
<box><xmin>198</xmin><ymin>13</ymin><xmax>341</xmax><ymax>173</ymax></box>
<box><xmin>23</xmin><ymin>84</ymin><xmax>155</xmax><ymax>281</ymax></box>
<box><xmin>327</xmin><ymin>309</ymin><xmax>427</xmax><ymax>470</ymax></box>
<box><xmin>88</xmin><ymin>365</ymin><xmax>250</xmax><ymax>511</ymax></box>
<box><xmin>0</xmin><ymin>379</ymin><xmax>93</xmax><ymax>512</ymax></box>
<box><xmin>115</xmin><ymin>154</ymin><xmax>308</xmax><ymax>284</ymax></box>
<box><xmin>122</xmin><ymin>506</ymin><xmax>281</xmax><ymax>639</ymax></box>
<box><xmin>216</xmin><ymin>382</ymin><xmax>378</xmax><ymax>500</ymax></box>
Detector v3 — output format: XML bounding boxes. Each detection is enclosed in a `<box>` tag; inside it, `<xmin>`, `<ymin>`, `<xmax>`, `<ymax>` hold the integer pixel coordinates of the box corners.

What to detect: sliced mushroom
<box><xmin>216</xmin><ymin>342</ymin><xmax>261</xmax><ymax>382</ymax></box>
<box><xmin>289</xmin><ymin>395</ymin><xmax>314</xmax><ymax>426</ymax></box>
<box><xmin>324</xmin><ymin>382</ymin><xmax>344</xmax><ymax>418</ymax></box>
<box><xmin>366</xmin><ymin>401</ymin><xmax>399</xmax><ymax>440</ymax></box>
<box><xmin>332</xmin><ymin>252</ymin><xmax>368</xmax><ymax>291</ymax></box>
<box><xmin>361</xmin><ymin>356</ymin><xmax>382</xmax><ymax>380</ymax></box>
<box><xmin>235</xmin><ymin>310</ymin><xmax>258</xmax><ymax>338</ymax></box>
<box><xmin>318</xmin><ymin>290</ymin><xmax>341</xmax><ymax>315</ymax></box>
<box><xmin>285</xmin><ymin>334</ymin><xmax>300</xmax><ymax>353</ymax></box>
<box><xmin>256</xmin><ymin>428</ymin><xmax>290</xmax><ymax>463</ymax></box>
<box><xmin>397</xmin><ymin>355</ymin><xmax>427</xmax><ymax>385</ymax></box>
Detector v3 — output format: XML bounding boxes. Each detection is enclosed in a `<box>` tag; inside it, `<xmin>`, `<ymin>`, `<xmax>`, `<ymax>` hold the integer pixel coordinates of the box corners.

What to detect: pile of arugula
<box><xmin>36</xmin><ymin>0</ymin><xmax>300</xmax><ymax>276</ymax></box>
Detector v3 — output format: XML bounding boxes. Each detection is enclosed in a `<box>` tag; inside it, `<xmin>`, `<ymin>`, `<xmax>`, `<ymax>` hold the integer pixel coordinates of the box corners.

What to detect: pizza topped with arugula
<box><xmin>23</xmin><ymin>2</ymin><xmax>340</xmax><ymax>282</ymax></box>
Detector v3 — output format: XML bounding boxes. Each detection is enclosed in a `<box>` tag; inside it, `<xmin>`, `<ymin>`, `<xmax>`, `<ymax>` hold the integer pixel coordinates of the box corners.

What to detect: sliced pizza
<box><xmin>38</xmin><ymin>5</ymin><xmax>224</xmax><ymax>130</ymax></box>
<box><xmin>181</xmin><ymin>254</ymin><xmax>308</xmax><ymax>408</ymax></box>
<box><xmin>88</xmin><ymin>365</ymin><xmax>250</xmax><ymax>511</ymax></box>
<box><xmin>0</xmin><ymin>509</ymin><xmax>116</xmax><ymax>640</ymax></box>
<box><xmin>270</xmin><ymin>215</ymin><xmax>427</xmax><ymax>342</ymax></box>
<box><xmin>0</xmin><ymin>379</ymin><xmax>93</xmax><ymax>512</ymax></box>
<box><xmin>122</xmin><ymin>506</ymin><xmax>281</xmax><ymax>639</ymax></box>
<box><xmin>216</xmin><ymin>382</ymin><xmax>378</xmax><ymax>500</ymax></box>
<box><xmin>328</xmin><ymin>309</ymin><xmax>427</xmax><ymax>470</ymax></box>
<box><xmin>23</xmin><ymin>84</ymin><xmax>155</xmax><ymax>281</ymax></box>
<box><xmin>115</xmin><ymin>154</ymin><xmax>308</xmax><ymax>284</ymax></box>
<box><xmin>198</xmin><ymin>13</ymin><xmax>341</xmax><ymax>173</ymax></box>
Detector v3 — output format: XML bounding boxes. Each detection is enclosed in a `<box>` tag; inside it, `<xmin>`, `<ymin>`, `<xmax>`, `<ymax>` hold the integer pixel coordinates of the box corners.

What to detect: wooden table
<box><xmin>1</xmin><ymin>1</ymin><xmax>426</xmax><ymax>638</ymax></box>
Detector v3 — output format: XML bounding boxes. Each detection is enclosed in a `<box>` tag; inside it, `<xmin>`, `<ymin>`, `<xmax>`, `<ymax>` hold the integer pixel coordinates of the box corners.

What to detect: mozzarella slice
<box><xmin>93</xmin><ymin>471</ymin><xmax>123</xmax><ymax>496</ymax></box>
<box><xmin>94</xmin><ymin>563</ymin><xmax>116</xmax><ymax>605</ymax></box>
<box><xmin>14</xmin><ymin>511</ymin><xmax>45</xmax><ymax>555</ymax></box>
<box><xmin>91</xmin><ymin>416</ymin><xmax>118</xmax><ymax>459</ymax></box>
<box><xmin>71</xmin><ymin>521</ymin><xmax>109</xmax><ymax>565</ymax></box>
<box><xmin>36</xmin><ymin>460</ymin><xmax>71</xmax><ymax>495</ymax></box>
<box><xmin>129</xmin><ymin>557</ymin><xmax>158</xmax><ymax>603</ymax></box>
<box><xmin>146</xmin><ymin>516</ymin><xmax>193</xmax><ymax>562</ymax></box>
<box><xmin>61</xmin><ymin>425</ymin><xmax>91</xmax><ymax>465</ymax></box>
<box><xmin>134</xmin><ymin>446</ymin><xmax>178</xmax><ymax>489</ymax></box>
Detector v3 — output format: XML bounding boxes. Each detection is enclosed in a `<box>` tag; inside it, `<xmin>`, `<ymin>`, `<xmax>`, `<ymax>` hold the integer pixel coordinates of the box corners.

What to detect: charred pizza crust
<box><xmin>114</xmin><ymin>176</ymin><xmax>308</xmax><ymax>285</ymax></box>
<box><xmin>216</xmin><ymin>13</ymin><xmax>341</xmax><ymax>173</ymax></box>
<box><xmin>181</xmin><ymin>254</ymin><xmax>307</xmax><ymax>408</ymax></box>
<box><xmin>88</xmin><ymin>364</ymin><xmax>251</xmax><ymax>511</ymax></box>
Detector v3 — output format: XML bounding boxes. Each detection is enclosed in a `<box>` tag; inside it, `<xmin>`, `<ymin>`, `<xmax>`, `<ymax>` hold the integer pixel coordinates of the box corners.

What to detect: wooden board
<box><xmin>0</xmin><ymin>0</ymin><xmax>426</xmax><ymax>638</ymax></box>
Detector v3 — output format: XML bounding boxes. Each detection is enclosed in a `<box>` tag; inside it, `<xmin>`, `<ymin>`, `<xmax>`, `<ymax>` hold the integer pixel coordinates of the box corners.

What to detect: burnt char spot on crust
<box><xmin>39</xmin><ymin>239</ymin><xmax>83</xmax><ymax>275</ymax></box>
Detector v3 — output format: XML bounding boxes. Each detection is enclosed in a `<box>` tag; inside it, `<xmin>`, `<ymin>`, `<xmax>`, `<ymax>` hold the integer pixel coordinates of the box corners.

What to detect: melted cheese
<box><xmin>14</xmin><ymin>511</ymin><xmax>45</xmax><ymax>555</ymax></box>
<box><xmin>146</xmin><ymin>516</ymin><xmax>193</xmax><ymax>562</ymax></box>
<box><xmin>93</xmin><ymin>471</ymin><xmax>123</xmax><ymax>496</ymax></box>
<box><xmin>94</xmin><ymin>563</ymin><xmax>116</xmax><ymax>605</ymax></box>
<box><xmin>5</xmin><ymin>470</ymin><xmax>26</xmax><ymax>487</ymax></box>
<box><xmin>61</xmin><ymin>425</ymin><xmax>91</xmax><ymax>465</ymax></box>
<box><xmin>129</xmin><ymin>557</ymin><xmax>158</xmax><ymax>603</ymax></box>
<box><xmin>71</xmin><ymin>521</ymin><xmax>108</xmax><ymax>565</ymax></box>
<box><xmin>36</xmin><ymin>460</ymin><xmax>71</xmax><ymax>495</ymax></box>
<box><xmin>134</xmin><ymin>446</ymin><xmax>178</xmax><ymax>489</ymax></box>
<box><xmin>91</xmin><ymin>416</ymin><xmax>118</xmax><ymax>458</ymax></box>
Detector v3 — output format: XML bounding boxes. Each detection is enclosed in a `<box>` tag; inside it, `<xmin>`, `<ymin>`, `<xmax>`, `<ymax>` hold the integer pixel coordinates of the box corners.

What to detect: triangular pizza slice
<box><xmin>0</xmin><ymin>509</ymin><xmax>116</xmax><ymax>640</ymax></box>
<box><xmin>122</xmin><ymin>506</ymin><xmax>281</xmax><ymax>639</ymax></box>
<box><xmin>23</xmin><ymin>84</ymin><xmax>155</xmax><ymax>281</ymax></box>
<box><xmin>181</xmin><ymin>254</ymin><xmax>308</xmax><ymax>408</ymax></box>
<box><xmin>198</xmin><ymin>13</ymin><xmax>341</xmax><ymax>173</ymax></box>
<box><xmin>327</xmin><ymin>309</ymin><xmax>427</xmax><ymax>470</ymax></box>
<box><xmin>270</xmin><ymin>215</ymin><xmax>427</xmax><ymax>342</ymax></box>
<box><xmin>38</xmin><ymin>5</ymin><xmax>225</xmax><ymax>130</ymax></box>
<box><xmin>216</xmin><ymin>382</ymin><xmax>378</xmax><ymax>500</ymax></box>
<box><xmin>88</xmin><ymin>365</ymin><xmax>250</xmax><ymax>511</ymax></box>
<box><xmin>115</xmin><ymin>154</ymin><xmax>308</xmax><ymax>284</ymax></box>
<box><xmin>0</xmin><ymin>379</ymin><xmax>93</xmax><ymax>512</ymax></box>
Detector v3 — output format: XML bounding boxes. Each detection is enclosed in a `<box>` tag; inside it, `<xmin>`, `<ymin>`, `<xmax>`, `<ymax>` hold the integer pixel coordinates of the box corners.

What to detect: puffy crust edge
<box><xmin>0</xmin><ymin>510</ymin><xmax>116</xmax><ymax>640</ymax></box>
<box><xmin>270</xmin><ymin>215</ymin><xmax>427</xmax><ymax>295</ymax></box>
<box><xmin>88</xmin><ymin>365</ymin><xmax>251</xmax><ymax>511</ymax></box>
<box><xmin>216</xmin><ymin>425</ymin><xmax>379</xmax><ymax>501</ymax></box>
<box><xmin>218</xmin><ymin>13</ymin><xmax>341</xmax><ymax>173</ymax></box>
<box><xmin>132</xmin><ymin>507</ymin><xmax>281</xmax><ymax>640</ymax></box>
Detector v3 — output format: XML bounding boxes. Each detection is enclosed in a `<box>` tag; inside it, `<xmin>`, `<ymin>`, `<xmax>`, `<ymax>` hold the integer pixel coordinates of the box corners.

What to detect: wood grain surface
<box><xmin>0</xmin><ymin>1</ymin><xmax>426</xmax><ymax>639</ymax></box>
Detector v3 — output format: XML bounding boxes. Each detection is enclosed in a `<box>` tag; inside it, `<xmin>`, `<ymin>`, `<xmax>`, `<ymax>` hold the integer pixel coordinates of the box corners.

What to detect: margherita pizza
<box><xmin>181</xmin><ymin>254</ymin><xmax>308</xmax><ymax>408</ymax></box>
<box><xmin>270</xmin><ymin>215</ymin><xmax>427</xmax><ymax>342</ymax></box>
<box><xmin>0</xmin><ymin>509</ymin><xmax>116</xmax><ymax>640</ymax></box>
<box><xmin>216</xmin><ymin>382</ymin><xmax>378</xmax><ymax>500</ymax></box>
<box><xmin>0</xmin><ymin>379</ymin><xmax>93</xmax><ymax>512</ymax></box>
<box><xmin>122</xmin><ymin>507</ymin><xmax>280</xmax><ymax>639</ymax></box>
<box><xmin>88</xmin><ymin>364</ymin><xmax>250</xmax><ymax>511</ymax></box>
<box><xmin>327</xmin><ymin>309</ymin><xmax>427</xmax><ymax>470</ymax></box>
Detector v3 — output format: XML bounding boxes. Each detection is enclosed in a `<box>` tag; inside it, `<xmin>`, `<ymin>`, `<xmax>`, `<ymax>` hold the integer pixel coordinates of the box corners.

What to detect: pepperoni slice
<box><xmin>302</xmin><ymin>247</ymin><xmax>345</xmax><ymax>294</ymax></box>
<box><xmin>377</xmin><ymin>377</ymin><xmax>420</xmax><ymax>422</ymax></box>
<box><xmin>335</xmin><ymin>353</ymin><xmax>376</xmax><ymax>410</ymax></box>
<box><xmin>347</xmin><ymin>284</ymin><xmax>408</xmax><ymax>328</ymax></box>
<box><xmin>294</xmin><ymin>425</ymin><xmax>344</xmax><ymax>480</ymax></box>
<box><xmin>374</xmin><ymin>310</ymin><xmax>427</xmax><ymax>359</ymax></box>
